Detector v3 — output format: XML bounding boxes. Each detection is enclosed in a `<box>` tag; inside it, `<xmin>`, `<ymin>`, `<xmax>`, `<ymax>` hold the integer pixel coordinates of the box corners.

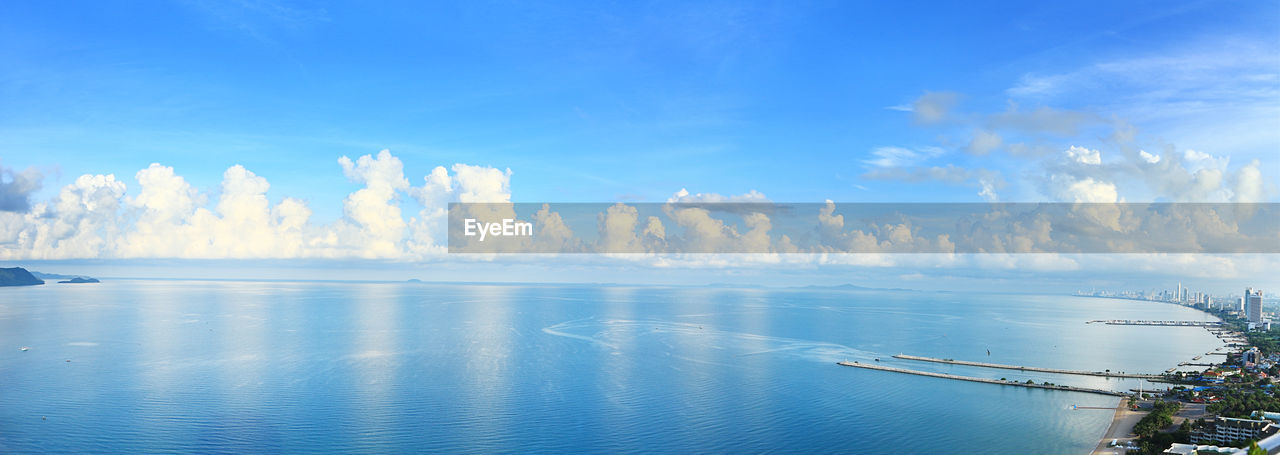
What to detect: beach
<box><xmin>1091</xmin><ymin>398</ymin><xmax>1143</xmax><ymax>454</ymax></box>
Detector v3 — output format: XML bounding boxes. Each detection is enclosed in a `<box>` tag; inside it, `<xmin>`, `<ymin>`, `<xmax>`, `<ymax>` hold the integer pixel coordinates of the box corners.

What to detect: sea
<box><xmin>0</xmin><ymin>280</ymin><xmax>1224</xmax><ymax>454</ymax></box>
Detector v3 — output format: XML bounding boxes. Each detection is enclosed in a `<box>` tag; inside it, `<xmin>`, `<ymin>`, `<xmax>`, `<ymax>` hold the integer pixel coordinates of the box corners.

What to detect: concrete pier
<box><xmin>837</xmin><ymin>361</ymin><xmax>1128</xmax><ymax>397</ymax></box>
<box><xmin>1087</xmin><ymin>320</ymin><xmax>1222</xmax><ymax>327</ymax></box>
<box><xmin>892</xmin><ymin>354</ymin><xmax>1163</xmax><ymax>379</ymax></box>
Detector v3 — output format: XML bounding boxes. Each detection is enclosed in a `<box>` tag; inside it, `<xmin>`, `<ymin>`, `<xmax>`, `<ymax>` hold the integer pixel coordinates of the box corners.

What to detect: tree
<box><xmin>1174</xmin><ymin>420</ymin><xmax>1192</xmax><ymax>443</ymax></box>
<box><xmin>1249</xmin><ymin>441</ymin><xmax>1266</xmax><ymax>455</ymax></box>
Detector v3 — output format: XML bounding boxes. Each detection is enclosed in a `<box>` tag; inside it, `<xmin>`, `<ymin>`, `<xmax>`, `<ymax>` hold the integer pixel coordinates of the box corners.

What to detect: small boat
<box><xmin>19</xmin><ymin>346</ymin><xmax>30</xmax><ymax>351</ymax></box>
<box><xmin>874</xmin><ymin>358</ymin><xmax>880</xmax><ymax>361</ymax></box>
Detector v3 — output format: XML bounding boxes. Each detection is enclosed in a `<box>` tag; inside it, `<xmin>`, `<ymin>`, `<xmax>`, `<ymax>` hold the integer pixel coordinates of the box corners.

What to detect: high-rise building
<box><xmin>1246</xmin><ymin>288</ymin><xmax>1264</xmax><ymax>323</ymax></box>
<box><xmin>1178</xmin><ymin>282</ymin><xmax>1183</xmax><ymax>302</ymax></box>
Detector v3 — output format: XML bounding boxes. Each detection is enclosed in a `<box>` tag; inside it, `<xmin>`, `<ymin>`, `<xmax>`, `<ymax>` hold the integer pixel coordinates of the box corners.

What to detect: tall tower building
<box><xmin>1178</xmin><ymin>282</ymin><xmax>1183</xmax><ymax>302</ymax></box>
<box><xmin>1247</xmin><ymin>288</ymin><xmax>1264</xmax><ymax>324</ymax></box>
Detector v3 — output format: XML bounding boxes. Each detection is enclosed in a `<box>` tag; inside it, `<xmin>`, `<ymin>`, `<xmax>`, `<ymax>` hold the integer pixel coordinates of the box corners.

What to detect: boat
<box><xmin>19</xmin><ymin>346</ymin><xmax>29</xmax><ymax>351</ymax></box>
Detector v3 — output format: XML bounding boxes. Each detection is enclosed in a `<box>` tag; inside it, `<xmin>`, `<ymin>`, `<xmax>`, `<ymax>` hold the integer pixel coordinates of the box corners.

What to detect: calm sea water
<box><xmin>0</xmin><ymin>281</ymin><xmax>1222</xmax><ymax>453</ymax></box>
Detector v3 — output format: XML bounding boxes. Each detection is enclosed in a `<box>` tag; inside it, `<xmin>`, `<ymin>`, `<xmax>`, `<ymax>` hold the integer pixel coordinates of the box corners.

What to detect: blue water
<box><xmin>0</xmin><ymin>281</ymin><xmax>1223</xmax><ymax>453</ymax></box>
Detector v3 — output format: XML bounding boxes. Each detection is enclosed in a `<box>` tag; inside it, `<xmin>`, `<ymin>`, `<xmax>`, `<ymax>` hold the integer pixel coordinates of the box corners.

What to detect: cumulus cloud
<box><xmin>0</xmin><ymin>149</ymin><xmax>518</xmax><ymax>260</ymax></box>
<box><xmin>0</xmin><ymin>174</ymin><xmax>127</xmax><ymax>259</ymax></box>
<box><xmin>1232</xmin><ymin>160</ymin><xmax>1265</xmax><ymax>203</ymax></box>
<box><xmin>1065</xmin><ymin>145</ymin><xmax>1101</xmax><ymax>165</ymax></box>
<box><xmin>409</xmin><ymin>163</ymin><xmax>515</xmax><ymax>256</ymax></box>
<box><xmin>1</xmin><ymin>144</ymin><xmax>1272</xmax><ymax>265</ymax></box>
<box><xmin>1139</xmin><ymin>150</ymin><xmax>1161</xmax><ymax>164</ymax></box>
<box><xmin>1058</xmin><ymin>177</ymin><xmax>1119</xmax><ymax>203</ymax></box>
<box><xmin>0</xmin><ymin>162</ymin><xmax>42</xmax><ymax>213</ymax></box>
<box><xmin>327</xmin><ymin>150</ymin><xmax>411</xmax><ymax>258</ymax></box>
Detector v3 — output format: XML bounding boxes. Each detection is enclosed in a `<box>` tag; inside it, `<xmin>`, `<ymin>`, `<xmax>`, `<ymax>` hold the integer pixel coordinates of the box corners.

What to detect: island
<box><xmin>58</xmin><ymin>277</ymin><xmax>100</xmax><ymax>284</ymax></box>
<box><xmin>0</xmin><ymin>267</ymin><xmax>45</xmax><ymax>287</ymax></box>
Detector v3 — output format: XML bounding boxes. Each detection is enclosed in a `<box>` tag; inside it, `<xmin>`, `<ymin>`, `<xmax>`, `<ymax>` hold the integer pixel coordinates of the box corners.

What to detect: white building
<box><xmin>1162</xmin><ymin>443</ymin><xmax>1242</xmax><ymax>454</ymax></box>
<box><xmin>1191</xmin><ymin>416</ymin><xmax>1274</xmax><ymax>445</ymax></box>
<box><xmin>1247</xmin><ymin>288</ymin><xmax>1264</xmax><ymax>324</ymax></box>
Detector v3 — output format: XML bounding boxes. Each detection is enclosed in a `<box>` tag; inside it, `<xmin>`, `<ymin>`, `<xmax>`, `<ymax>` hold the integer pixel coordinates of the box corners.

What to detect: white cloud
<box><xmin>910</xmin><ymin>91</ymin><xmax>960</xmax><ymax>124</ymax></box>
<box><xmin>966</xmin><ymin>129</ymin><xmax>1003</xmax><ymax>155</ymax></box>
<box><xmin>1183</xmin><ymin>149</ymin><xmax>1229</xmax><ymax>173</ymax></box>
<box><xmin>0</xmin><ymin>162</ymin><xmax>42</xmax><ymax>213</ymax></box>
<box><xmin>861</xmin><ymin>165</ymin><xmax>1005</xmax><ymax>201</ymax></box>
<box><xmin>330</xmin><ymin>150</ymin><xmax>410</xmax><ymax>258</ymax></box>
<box><xmin>667</xmin><ymin>188</ymin><xmax>769</xmax><ymax>203</ymax></box>
<box><xmin>1062</xmin><ymin>178</ymin><xmax>1119</xmax><ymax>203</ymax></box>
<box><xmin>1004</xmin><ymin>36</ymin><xmax>1280</xmax><ymax>164</ymax></box>
<box><xmin>406</xmin><ymin>163</ymin><xmax>513</xmax><ymax>256</ymax></box>
<box><xmin>0</xmin><ymin>150</ymin><xmax>522</xmax><ymax>260</ymax></box>
<box><xmin>1139</xmin><ymin>150</ymin><xmax>1161</xmax><ymax>164</ymax></box>
<box><xmin>1065</xmin><ymin>145</ymin><xmax>1101</xmax><ymax>165</ymax></box>
<box><xmin>1232</xmin><ymin>160</ymin><xmax>1265</xmax><ymax>203</ymax></box>
<box><xmin>451</xmin><ymin>164</ymin><xmax>512</xmax><ymax>203</ymax></box>
<box><xmin>863</xmin><ymin>146</ymin><xmax>944</xmax><ymax>168</ymax></box>
<box><xmin>0</xmin><ymin>173</ymin><xmax>127</xmax><ymax>259</ymax></box>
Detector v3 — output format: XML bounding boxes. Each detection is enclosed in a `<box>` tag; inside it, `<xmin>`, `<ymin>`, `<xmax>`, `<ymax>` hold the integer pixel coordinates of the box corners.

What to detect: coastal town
<box><xmin>1077</xmin><ymin>286</ymin><xmax>1278</xmax><ymax>455</ymax></box>
<box><xmin>842</xmin><ymin>284</ymin><xmax>1279</xmax><ymax>455</ymax></box>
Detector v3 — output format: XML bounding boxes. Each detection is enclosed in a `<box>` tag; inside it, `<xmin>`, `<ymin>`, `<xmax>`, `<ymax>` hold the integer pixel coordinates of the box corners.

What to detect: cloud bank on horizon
<box><xmin>0</xmin><ymin>141</ymin><xmax>1274</xmax><ymax>262</ymax></box>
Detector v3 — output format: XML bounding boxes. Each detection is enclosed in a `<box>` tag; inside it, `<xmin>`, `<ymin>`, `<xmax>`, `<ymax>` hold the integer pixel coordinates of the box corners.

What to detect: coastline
<box><xmin>1090</xmin><ymin>397</ymin><xmax>1142</xmax><ymax>455</ymax></box>
<box><xmin>1079</xmin><ymin>294</ymin><xmax>1234</xmax><ymax>454</ymax></box>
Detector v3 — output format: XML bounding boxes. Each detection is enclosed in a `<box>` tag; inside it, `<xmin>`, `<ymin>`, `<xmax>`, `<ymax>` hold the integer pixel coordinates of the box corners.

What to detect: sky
<box><xmin>1</xmin><ymin>1</ymin><xmax>1277</xmax><ymax>292</ymax></box>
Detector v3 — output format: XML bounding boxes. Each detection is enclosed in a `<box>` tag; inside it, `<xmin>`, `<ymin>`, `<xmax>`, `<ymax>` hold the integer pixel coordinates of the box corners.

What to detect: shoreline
<box><xmin>1089</xmin><ymin>397</ymin><xmax>1141</xmax><ymax>455</ymax></box>
<box><xmin>1079</xmin><ymin>295</ymin><xmax>1233</xmax><ymax>454</ymax></box>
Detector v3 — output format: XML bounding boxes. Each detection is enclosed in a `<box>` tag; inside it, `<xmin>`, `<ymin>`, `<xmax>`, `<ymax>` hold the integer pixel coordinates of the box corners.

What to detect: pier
<box><xmin>1087</xmin><ymin>320</ymin><xmax>1223</xmax><ymax>327</ymax></box>
<box><xmin>892</xmin><ymin>354</ymin><xmax>1164</xmax><ymax>379</ymax></box>
<box><xmin>837</xmin><ymin>361</ymin><xmax>1127</xmax><ymax>397</ymax></box>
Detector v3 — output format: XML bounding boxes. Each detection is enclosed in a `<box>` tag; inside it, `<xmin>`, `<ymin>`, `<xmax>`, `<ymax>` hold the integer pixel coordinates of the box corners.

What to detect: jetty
<box><xmin>892</xmin><ymin>354</ymin><xmax>1163</xmax><ymax>379</ymax></box>
<box><xmin>837</xmin><ymin>361</ymin><xmax>1127</xmax><ymax>397</ymax></box>
<box><xmin>1087</xmin><ymin>320</ymin><xmax>1222</xmax><ymax>327</ymax></box>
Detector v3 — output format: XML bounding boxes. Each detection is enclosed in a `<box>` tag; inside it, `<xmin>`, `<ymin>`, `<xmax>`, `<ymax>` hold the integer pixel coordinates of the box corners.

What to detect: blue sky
<box><xmin>1</xmin><ymin>1</ymin><xmax>1278</xmax><ymax>290</ymax></box>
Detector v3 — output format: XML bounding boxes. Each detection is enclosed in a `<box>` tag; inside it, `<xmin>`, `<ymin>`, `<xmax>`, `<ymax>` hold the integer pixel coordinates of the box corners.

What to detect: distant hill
<box><xmin>59</xmin><ymin>277</ymin><xmax>101</xmax><ymax>284</ymax></box>
<box><xmin>0</xmin><ymin>267</ymin><xmax>45</xmax><ymax>287</ymax></box>
<box><xmin>32</xmin><ymin>271</ymin><xmax>83</xmax><ymax>280</ymax></box>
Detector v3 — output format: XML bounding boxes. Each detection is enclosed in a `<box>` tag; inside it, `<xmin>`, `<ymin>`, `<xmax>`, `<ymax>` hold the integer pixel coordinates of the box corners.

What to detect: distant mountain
<box><xmin>59</xmin><ymin>277</ymin><xmax>101</xmax><ymax>284</ymax></box>
<box><xmin>0</xmin><ymin>267</ymin><xmax>45</xmax><ymax>287</ymax></box>
<box><xmin>31</xmin><ymin>271</ymin><xmax>82</xmax><ymax>280</ymax></box>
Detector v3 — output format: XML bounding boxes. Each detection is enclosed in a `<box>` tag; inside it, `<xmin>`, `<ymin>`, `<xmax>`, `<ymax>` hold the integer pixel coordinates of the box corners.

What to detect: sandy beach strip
<box><xmin>1090</xmin><ymin>397</ymin><xmax>1145</xmax><ymax>455</ymax></box>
